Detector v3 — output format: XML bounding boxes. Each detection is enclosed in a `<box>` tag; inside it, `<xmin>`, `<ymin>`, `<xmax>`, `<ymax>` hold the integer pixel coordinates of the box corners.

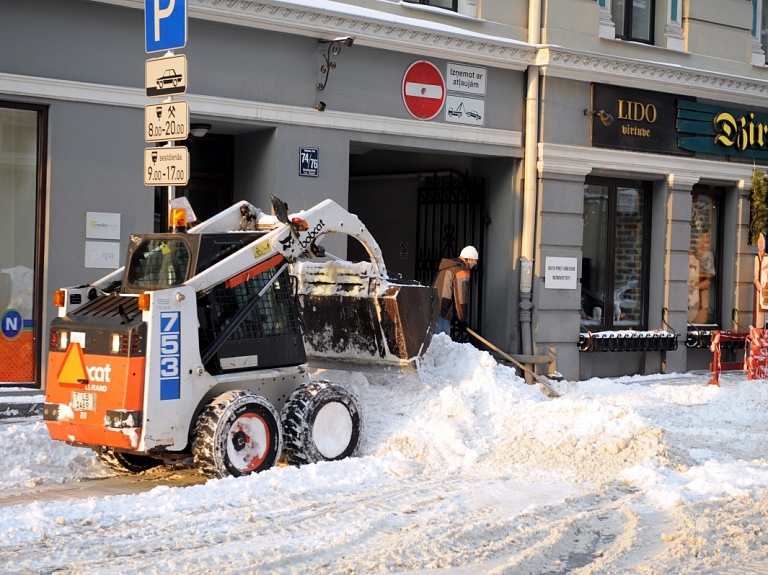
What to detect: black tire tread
<box><xmin>281</xmin><ymin>380</ymin><xmax>363</xmax><ymax>466</ymax></box>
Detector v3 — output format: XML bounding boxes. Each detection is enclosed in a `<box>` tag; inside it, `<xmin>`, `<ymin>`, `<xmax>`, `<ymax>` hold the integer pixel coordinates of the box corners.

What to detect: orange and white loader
<box><xmin>44</xmin><ymin>196</ymin><xmax>437</xmax><ymax>478</ymax></box>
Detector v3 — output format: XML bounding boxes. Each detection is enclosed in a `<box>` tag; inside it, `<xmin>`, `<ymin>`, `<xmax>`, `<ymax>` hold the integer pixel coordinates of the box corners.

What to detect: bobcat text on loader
<box><xmin>44</xmin><ymin>196</ymin><xmax>437</xmax><ymax>478</ymax></box>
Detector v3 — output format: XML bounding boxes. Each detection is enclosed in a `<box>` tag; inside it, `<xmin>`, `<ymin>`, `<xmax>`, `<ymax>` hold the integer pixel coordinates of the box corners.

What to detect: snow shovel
<box><xmin>466</xmin><ymin>328</ymin><xmax>561</xmax><ymax>398</ymax></box>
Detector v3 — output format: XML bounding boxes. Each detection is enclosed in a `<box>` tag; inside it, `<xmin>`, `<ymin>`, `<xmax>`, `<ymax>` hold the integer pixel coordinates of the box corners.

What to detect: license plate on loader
<box><xmin>71</xmin><ymin>391</ymin><xmax>96</xmax><ymax>411</ymax></box>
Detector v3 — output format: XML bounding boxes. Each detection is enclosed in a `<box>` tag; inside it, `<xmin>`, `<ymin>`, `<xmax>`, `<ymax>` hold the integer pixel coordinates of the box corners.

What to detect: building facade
<box><xmin>1</xmin><ymin>0</ymin><xmax>768</xmax><ymax>385</ymax></box>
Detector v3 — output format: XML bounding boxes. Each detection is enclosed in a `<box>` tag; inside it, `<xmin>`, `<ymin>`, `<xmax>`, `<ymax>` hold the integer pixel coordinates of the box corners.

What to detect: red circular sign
<box><xmin>402</xmin><ymin>61</ymin><xmax>445</xmax><ymax>120</ymax></box>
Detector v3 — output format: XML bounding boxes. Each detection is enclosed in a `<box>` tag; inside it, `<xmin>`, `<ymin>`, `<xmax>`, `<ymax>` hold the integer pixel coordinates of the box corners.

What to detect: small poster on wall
<box><xmin>85</xmin><ymin>241</ymin><xmax>121</xmax><ymax>269</ymax></box>
<box><xmin>86</xmin><ymin>212</ymin><xmax>121</xmax><ymax>240</ymax></box>
<box><xmin>545</xmin><ymin>257</ymin><xmax>578</xmax><ymax>289</ymax></box>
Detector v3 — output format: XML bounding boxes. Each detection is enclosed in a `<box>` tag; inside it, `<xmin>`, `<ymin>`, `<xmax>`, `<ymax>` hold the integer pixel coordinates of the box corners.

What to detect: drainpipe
<box><xmin>520</xmin><ymin>0</ymin><xmax>542</xmax><ymax>358</ymax></box>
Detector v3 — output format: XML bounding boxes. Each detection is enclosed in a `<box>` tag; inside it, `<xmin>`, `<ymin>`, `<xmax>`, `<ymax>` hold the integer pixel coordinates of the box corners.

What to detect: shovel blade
<box><xmin>293</xmin><ymin>261</ymin><xmax>438</xmax><ymax>370</ymax></box>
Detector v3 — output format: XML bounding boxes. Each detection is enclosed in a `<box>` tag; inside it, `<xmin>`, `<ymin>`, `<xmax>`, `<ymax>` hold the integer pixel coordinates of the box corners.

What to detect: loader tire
<box><xmin>94</xmin><ymin>448</ymin><xmax>162</xmax><ymax>474</ymax></box>
<box><xmin>192</xmin><ymin>391</ymin><xmax>283</xmax><ymax>479</ymax></box>
<box><xmin>281</xmin><ymin>380</ymin><xmax>363</xmax><ymax>466</ymax></box>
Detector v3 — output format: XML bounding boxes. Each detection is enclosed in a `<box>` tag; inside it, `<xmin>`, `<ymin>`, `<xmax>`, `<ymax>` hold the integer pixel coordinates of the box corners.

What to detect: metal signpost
<box><xmin>143</xmin><ymin>0</ymin><xmax>189</xmax><ymax>194</ymax></box>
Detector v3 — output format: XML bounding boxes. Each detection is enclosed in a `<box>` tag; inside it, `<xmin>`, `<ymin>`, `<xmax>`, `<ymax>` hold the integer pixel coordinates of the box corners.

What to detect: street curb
<box><xmin>0</xmin><ymin>401</ymin><xmax>43</xmax><ymax>420</ymax></box>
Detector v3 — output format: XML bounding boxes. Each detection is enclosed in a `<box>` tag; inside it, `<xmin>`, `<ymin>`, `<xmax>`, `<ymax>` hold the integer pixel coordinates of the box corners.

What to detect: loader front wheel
<box><xmin>94</xmin><ymin>448</ymin><xmax>162</xmax><ymax>474</ymax></box>
<box><xmin>281</xmin><ymin>380</ymin><xmax>363</xmax><ymax>466</ymax></box>
<box><xmin>193</xmin><ymin>391</ymin><xmax>283</xmax><ymax>479</ymax></box>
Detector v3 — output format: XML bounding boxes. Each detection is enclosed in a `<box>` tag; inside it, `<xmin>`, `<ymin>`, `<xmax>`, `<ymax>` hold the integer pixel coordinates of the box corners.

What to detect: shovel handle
<box><xmin>466</xmin><ymin>328</ymin><xmax>560</xmax><ymax>398</ymax></box>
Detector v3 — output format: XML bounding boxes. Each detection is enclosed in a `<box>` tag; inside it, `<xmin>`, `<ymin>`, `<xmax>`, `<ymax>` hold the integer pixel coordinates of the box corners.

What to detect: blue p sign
<box><xmin>145</xmin><ymin>0</ymin><xmax>187</xmax><ymax>53</ymax></box>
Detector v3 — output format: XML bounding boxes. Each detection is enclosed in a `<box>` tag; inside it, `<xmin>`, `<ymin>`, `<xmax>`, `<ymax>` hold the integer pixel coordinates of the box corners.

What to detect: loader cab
<box><xmin>122</xmin><ymin>232</ymin><xmax>269</xmax><ymax>293</ymax></box>
<box><xmin>122</xmin><ymin>231</ymin><xmax>306</xmax><ymax>374</ymax></box>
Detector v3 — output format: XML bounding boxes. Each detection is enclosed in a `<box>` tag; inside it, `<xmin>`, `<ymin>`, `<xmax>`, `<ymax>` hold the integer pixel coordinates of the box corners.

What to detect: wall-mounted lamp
<box><xmin>317</xmin><ymin>36</ymin><xmax>355</xmax><ymax>91</ymax></box>
<box><xmin>583</xmin><ymin>109</ymin><xmax>614</xmax><ymax>127</ymax></box>
<box><xmin>314</xmin><ymin>101</ymin><xmax>326</xmax><ymax>112</ymax></box>
<box><xmin>189</xmin><ymin>123</ymin><xmax>212</xmax><ymax>137</ymax></box>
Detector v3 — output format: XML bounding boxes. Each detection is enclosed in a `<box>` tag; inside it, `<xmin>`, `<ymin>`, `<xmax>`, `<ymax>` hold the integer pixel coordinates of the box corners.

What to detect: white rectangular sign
<box><xmin>86</xmin><ymin>212</ymin><xmax>121</xmax><ymax>240</ymax></box>
<box><xmin>545</xmin><ymin>257</ymin><xmax>578</xmax><ymax>289</ymax></box>
<box><xmin>145</xmin><ymin>100</ymin><xmax>189</xmax><ymax>142</ymax></box>
<box><xmin>446</xmin><ymin>62</ymin><xmax>487</xmax><ymax>96</ymax></box>
<box><xmin>445</xmin><ymin>95</ymin><xmax>485</xmax><ymax>126</ymax></box>
<box><xmin>85</xmin><ymin>241</ymin><xmax>121</xmax><ymax>269</ymax></box>
<box><xmin>144</xmin><ymin>146</ymin><xmax>189</xmax><ymax>186</ymax></box>
<box><xmin>146</xmin><ymin>54</ymin><xmax>187</xmax><ymax>98</ymax></box>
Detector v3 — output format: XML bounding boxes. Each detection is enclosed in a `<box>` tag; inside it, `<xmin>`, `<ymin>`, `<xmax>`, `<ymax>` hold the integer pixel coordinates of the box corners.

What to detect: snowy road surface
<box><xmin>2</xmin><ymin>336</ymin><xmax>768</xmax><ymax>574</ymax></box>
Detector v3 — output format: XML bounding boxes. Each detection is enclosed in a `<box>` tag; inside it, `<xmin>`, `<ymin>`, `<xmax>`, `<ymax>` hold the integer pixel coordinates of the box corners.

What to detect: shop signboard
<box><xmin>677</xmin><ymin>100</ymin><xmax>768</xmax><ymax>161</ymax></box>
<box><xmin>589</xmin><ymin>85</ymin><xmax>691</xmax><ymax>156</ymax></box>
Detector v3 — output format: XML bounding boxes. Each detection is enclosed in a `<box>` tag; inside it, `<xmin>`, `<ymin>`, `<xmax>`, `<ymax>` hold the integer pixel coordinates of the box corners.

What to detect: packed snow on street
<box><xmin>2</xmin><ymin>334</ymin><xmax>768</xmax><ymax>574</ymax></box>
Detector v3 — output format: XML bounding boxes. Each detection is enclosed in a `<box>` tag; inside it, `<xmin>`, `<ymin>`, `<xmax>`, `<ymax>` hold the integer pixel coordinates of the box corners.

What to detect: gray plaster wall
<box><xmin>44</xmin><ymin>99</ymin><xmax>153</xmax><ymax>348</ymax></box>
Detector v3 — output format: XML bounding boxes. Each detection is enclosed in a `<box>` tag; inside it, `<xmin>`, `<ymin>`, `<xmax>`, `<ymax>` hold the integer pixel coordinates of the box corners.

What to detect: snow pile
<box><xmin>0</xmin><ymin>420</ymin><xmax>108</xmax><ymax>489</ymax></box>
<box><xmin>4</xmin><ymin>338</ymin><xmax>768</xmax><ymax>572</ymax></box>
<box><xmin>358</xmin><ymin>335</ymin><xmax>665</xmax><ymax>484</ymax></box>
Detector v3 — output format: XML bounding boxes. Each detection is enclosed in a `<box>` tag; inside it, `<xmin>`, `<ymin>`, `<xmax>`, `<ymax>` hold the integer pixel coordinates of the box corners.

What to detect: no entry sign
<box><xmin>402</xmin><ymin>61</ymin><xmax>445</xmax><ymax>120</ymax></box>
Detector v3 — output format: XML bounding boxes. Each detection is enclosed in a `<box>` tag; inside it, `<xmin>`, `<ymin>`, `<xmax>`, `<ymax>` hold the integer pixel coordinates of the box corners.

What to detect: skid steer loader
<box><xmin>43</xmin><ymin>196</ymin><xmax>437</xmax><ymax>479</ymax></box>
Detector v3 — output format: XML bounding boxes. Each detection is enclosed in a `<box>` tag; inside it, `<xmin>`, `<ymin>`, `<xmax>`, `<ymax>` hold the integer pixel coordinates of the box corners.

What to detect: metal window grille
<box><xmin>209</xmin><ymin>267</ymin><xmax>300</xmax><ymax>341</ymax></box>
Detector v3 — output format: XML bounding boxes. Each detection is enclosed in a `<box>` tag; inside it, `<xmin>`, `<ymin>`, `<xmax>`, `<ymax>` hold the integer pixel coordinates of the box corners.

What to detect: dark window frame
<box><xmin>689</xmin><ymin>185</ymin><xmax>725</xmax><ymax>328</ymax></box>
<box><xmin>0</xmin><ymin>100</ymin><xmax>48</xmax><ymax>388</ymax></box>
<box><xmin>581</xmin><ymin>176</ymin><xmax>653</xmax><ymax>332</ymax></box>
<box><xmin>403</xmin><ymin>0</ymin><xmax>459</xmax><ymax>12</ymax></box>
<box><xmin>612</xmin><ymin>0</ymin><xmax>655</xmax><ymax>45</ymax></box>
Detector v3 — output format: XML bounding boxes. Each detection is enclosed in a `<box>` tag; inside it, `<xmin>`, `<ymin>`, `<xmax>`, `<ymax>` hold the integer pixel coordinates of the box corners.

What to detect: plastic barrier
<box><xmin>707</xmin><ymin>330</ymin><xmax>750</xmax><ymax>386</ymax></box>
<box><xmin>745</xmin><ymin>327</ymin><xmax>768</xmax><ymax>381</ymax></box>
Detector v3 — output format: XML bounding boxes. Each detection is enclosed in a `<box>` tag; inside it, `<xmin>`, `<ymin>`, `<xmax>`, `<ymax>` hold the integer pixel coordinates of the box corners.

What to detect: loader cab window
<box><xmin>127</xmin><ymin>239</ymin><xmax>190</xmax><ymax>288</ymax></box>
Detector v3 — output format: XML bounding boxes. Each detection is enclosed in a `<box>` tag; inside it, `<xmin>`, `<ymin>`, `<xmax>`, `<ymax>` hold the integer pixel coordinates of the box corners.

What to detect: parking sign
<box><xmin>145</xmin><ymin>0</ymin><xmax>187</xmax><ymax>53</ymax></box>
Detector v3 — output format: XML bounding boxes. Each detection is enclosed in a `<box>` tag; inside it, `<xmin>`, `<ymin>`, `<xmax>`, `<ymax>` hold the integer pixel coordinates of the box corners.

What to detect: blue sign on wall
<box><xmin>145</xmin><ymin>0</ymin><xmax>187</xmax><ymax>53</ymax></box>
<box><xmin>300</xmin><ymin>147</ymin><xmax>319</xmax><ymax>177</ymax></box>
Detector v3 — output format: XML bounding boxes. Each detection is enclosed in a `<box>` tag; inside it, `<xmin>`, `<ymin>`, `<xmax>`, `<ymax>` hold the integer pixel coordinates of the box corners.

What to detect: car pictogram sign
<box><xmin>402</xmin><ymin>61</ymin><xmax>445</xmax><ymax>121</ymax></box>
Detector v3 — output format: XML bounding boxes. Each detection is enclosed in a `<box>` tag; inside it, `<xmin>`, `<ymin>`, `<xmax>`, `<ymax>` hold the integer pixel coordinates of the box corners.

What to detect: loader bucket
<box><xmin>292</xmin><ymin>260</ymin><xmax>438</xmax><ymax>371</ymax></box>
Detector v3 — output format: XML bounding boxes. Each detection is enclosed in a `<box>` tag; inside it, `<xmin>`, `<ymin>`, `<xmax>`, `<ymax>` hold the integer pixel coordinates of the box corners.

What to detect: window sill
<box><xmin>399</xmin><ymin>2</ymin><xmax>484</xmax><ymax>23</ymax></box>
<box><xmin>598</xmin><ymin>36</ymin><xmax>688</xmax><ymax>55</ymax></box>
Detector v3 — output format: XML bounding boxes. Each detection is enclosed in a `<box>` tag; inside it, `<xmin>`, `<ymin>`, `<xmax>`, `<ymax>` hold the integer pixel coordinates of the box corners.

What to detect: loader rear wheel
<box><xmin>94</xmin><ymin>448</ymin><xmax>162</xmax><ymax>474</ymax></box>
<box><xmin>281</xmin><ymin>380</ymin><xmax>363</xmax><ymax>466</ymax></box>
<box><xmin>193</xmin><ymin>391</ymin><xmax>283</xmax><ymax>479</ymax></box>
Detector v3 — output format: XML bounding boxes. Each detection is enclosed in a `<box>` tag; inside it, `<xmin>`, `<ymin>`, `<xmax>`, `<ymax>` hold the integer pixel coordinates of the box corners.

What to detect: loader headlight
<box><xmin>59</xmin><ymin>331</ymin><xmax>69</xmax><ymax>350</ymax></box>
<box><xmin>111</xmin><ymin>333</ymin><xmax>121</xmax><ymax>353</ymax></box>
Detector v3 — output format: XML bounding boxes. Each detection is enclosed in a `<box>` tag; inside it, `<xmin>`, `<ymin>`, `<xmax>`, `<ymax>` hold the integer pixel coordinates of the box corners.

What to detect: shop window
<box><xmin>0</xmin><ymin>102</ymin><xmax>47</xmax><ymax>385</ymax></box>
<box><xmin>688</xmin><ymin>188</ymin><xmax>723</xmax><ymax>326</ymax></box>
<box><xmin>581</xmin><ymin>179</ymin><xmax>651</xmax><ymax>331</ymax></box>
<box><xmin>612</xmin><ymin>0</ymin><xmax>654</xmax><ymax>44</ymax></box>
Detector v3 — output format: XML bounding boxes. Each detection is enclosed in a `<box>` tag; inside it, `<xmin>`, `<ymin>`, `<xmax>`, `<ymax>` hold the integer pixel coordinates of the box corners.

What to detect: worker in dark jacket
<box><xmin>433</xmin><ymin>246</ymin><xmax>478</xmax><ymax>338</ymax></box>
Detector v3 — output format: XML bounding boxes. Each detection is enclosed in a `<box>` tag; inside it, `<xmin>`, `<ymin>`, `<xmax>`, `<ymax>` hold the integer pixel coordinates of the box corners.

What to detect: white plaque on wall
<box><xmin>86</xmin><ymin>212</ymin><xmax>121</xmax><ymax>240</ymax></box>
<box><xmin>85</xmin><ymin>241</ymin><xmax>120</xmax><ymax>269</ymax></box>
<box><xmin>545</xmin><ymin>257</ymin><xmax>578</xmax><ymax>289</ymax></box>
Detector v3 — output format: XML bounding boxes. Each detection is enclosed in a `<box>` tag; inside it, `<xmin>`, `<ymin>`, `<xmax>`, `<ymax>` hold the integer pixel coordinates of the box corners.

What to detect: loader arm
<box><xmin>185</xmin><ymin>199</ymin><xmax>388</xmax><ymax>295</ymax></box>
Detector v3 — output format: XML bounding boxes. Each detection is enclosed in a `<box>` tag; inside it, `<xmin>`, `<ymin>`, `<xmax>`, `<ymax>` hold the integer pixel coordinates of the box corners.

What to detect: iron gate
<box><xmin>416</xmin><ymin>171</ymin><xmax>485</xmax><ymax>330</ymax></box>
